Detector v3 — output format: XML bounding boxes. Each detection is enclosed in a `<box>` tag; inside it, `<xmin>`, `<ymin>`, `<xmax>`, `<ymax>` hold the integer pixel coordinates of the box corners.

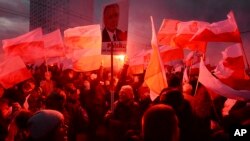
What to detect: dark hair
<box><xmin>160</xmin><ymin>89</ymin><xmax>184</xmax><ymax>110</ymax></box>
<box><xmin>15</xmin><ymin>110</ymin><xmax>33</xmax><ymax>129</ymax></box>
<box><xmin>103</xmin><ymin>3</ymin><xmax>119</xmax><ymax>16</ymax></box>
<box><xmin>142</xmin><ymin>104</ymin><xmax>179</xmax><ymax>141</ymax></box>
<box><xmin>46</xmin><ymin>89</ymin><xmax>66</xmax><ymax>111</ymax></box>
<box><xmin>0</xmin><ymin>98</ymin><xmax>10</xmax><ymax>107</ymax></box>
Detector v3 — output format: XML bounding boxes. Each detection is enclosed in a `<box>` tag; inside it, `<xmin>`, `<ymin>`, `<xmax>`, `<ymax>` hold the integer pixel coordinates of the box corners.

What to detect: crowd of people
<box><xmin>0</xmin><ymin>62</ymin><xmax>250</xmax><ymax>141</ymax></box>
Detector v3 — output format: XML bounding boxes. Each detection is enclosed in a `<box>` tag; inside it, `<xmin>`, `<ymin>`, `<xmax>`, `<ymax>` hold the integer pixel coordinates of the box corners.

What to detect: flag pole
<box><xmin>44</xmin><ymin>48</ymin><xmax>49</xmax><ymax>72</ymax></box>
<box><xmin>194</xmin><ymin>53</ymin><xmax>204</xmax><ymax>96</ymax></box>
<box><xmin>110</xmin><ymin>41</ymin><xmax>114</xmax><ymax>113</ymax></box>
<box><xmin>194</xmin><ymin>79</ymin><xmax>199</xmax><ymax>96</ymax></box>
<box><xmin>233</xmin><ymin>10</ymin><xmax>250</xmax><ymax>70</ymax></box>
<box><xmin>240</xmin><ymin>41</ymin><xmax>250</xmax><ymax>70</ymax></box>
<box><xmin>188</xmin><ymin>51</ymin><xmax>196</xmax><ymax>81</ymax></box>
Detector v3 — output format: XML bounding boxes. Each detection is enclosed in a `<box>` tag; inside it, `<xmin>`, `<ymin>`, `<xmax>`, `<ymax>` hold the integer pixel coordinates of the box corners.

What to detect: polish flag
<box><xmin>43</xmin><ymin>29</ymin><xmax>65</xmax><ymax>58</ymax></box>
<box><xmin>145</xmin><ymin>17</ymin><xmax>168</xmax><ymax>100</ymax></box>
<box><xmin>213</xmin><ymin>43</ymin><xmax>250</xmax><ymax>90</ymax></box>
<box><xmin>199</xmin><ymin>59</ymin><xmax>250</xmax><ymax>101</ymax></box>
<box><xmin>191</xmin><ymin>11</ymin><xmax>241</xmax><ymax>42</ymax></box>
<box><xmin>158</xmin><ymin>19</ymin><xmax>208</xmax><ymax>52</ymax></box>
<box><xmin>0</xmin><ymin>56</ymin><xmax>32</xmax><ymax>88</ymax></box>
<box><xmin>64</xmin><ymin>24</ymin><xmax>101</xmax><ymax>49</ymax></box>
<box><xmin>2</xmin><ymin>28</ymin><xmax>44</xmax><ymax>63</ymax></box>
<box><xmin>64</xmin><ymin>25</ymin><xmax>102</xmax><ymax>72</ymax></box>
<box><xmin>174</xmin><ymin>21</ymin><xmax>209</xmax><ymax>52</ymax></box>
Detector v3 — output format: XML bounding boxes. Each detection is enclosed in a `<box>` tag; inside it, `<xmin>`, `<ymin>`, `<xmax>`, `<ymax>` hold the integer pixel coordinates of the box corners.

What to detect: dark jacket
<box><xmin>102</xmin><ymin>28</ymin><xmax>127</xmax><ymax>42</ymax></box>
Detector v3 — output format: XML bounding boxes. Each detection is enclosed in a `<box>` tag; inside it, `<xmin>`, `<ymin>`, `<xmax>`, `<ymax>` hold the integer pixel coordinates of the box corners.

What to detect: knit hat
<box><xmin>28</xmin><ymin>110</ymin><xmax>64</xmax><ymax>139</ymax></box>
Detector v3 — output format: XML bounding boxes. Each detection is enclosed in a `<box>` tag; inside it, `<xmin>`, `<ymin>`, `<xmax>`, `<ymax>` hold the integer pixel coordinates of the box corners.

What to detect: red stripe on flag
<box><xmin>0</xmin><ymin>67</ymin><xmax>32</xmax><ymax>89</ymax></box>
<box><xmin>4</xmin><ymin>41</ymin><xmax>45</xmax><ymax>63</ymax></box>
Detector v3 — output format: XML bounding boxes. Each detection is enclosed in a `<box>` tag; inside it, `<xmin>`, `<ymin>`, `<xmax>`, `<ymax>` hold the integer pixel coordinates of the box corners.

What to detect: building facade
<box><xmin>30</xmin><ymin>0</ymin><xmax>93</xmax><ymax>33</ymax></box>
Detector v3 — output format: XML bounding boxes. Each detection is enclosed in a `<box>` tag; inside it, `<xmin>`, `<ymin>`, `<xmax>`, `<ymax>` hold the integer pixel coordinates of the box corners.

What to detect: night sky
<box><xmin>1</xmin><ymin>0</ymin><xmax>250</xmax><ymax>65</ymax></box>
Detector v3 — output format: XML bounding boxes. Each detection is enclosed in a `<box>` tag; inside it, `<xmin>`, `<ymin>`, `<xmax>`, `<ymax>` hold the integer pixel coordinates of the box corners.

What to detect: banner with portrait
<box><xmin>101</xmin><ymin>0</ymin><xmax>129</xmax><ymax>55</ymax></box>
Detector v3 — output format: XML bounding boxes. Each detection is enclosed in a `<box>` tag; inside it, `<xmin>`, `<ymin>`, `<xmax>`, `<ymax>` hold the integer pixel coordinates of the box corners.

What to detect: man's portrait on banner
<box><xmin>102</xmin><ymin>3</ymin><xmax>127</xmax><ymax>42</ymax></box>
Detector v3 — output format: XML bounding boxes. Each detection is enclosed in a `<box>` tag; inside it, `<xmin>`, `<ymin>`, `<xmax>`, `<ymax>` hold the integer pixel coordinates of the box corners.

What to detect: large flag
<box><xmin>199</xmin><ymin>59</ymin><xmax>250</xmax><ymax>101</ymax></box>
<box><xmin>174</xmin><ymin>21</ymin><xmax>209</xmax><ymax>52</ymax></box>
<box><xmin>191</xmin><ymin>11</ymin><xmax>241</xmax><ymax>42</ymax></box>
<box><xmin>2</xmin><ymin>28</ymin><xmax>44</xmax><ymax>63</ymax></box>
<box><xmin>145</xmin><ymin>17</ymin><xmax>168</xmax><ymax>99</ymax></box>
<box><xmin>64</xmin><ymin>25</ymin><xmax>102</xmax><ymax>72</ymax></box>
<box><xmin>64</xmin><ymin>24</ymin><xmax>101</xmax><ymax>49</ymax></box>
<box><xmin>158</xmin><ymin>20</ymin><xmax>208</xmax><ymax>52</ymax></box>
<box><xmin>43</xmin><ymin>29</ymin><xmax>65</xmax><ymax>58</ymax></box>
<box><xmin>213</xmin><ymin>43</ymin><xmax>250</xmax><ymax>90</ymax></box>
<box><xmin>0</xmin><ymin>56</ymin><xmax>32</xmax><ymax>88</ymax></box>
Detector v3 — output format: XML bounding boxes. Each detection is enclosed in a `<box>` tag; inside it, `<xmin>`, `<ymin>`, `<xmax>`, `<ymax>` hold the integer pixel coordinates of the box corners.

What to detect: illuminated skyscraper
<box><xmin>30</xmin><ymin>0</ymin><xmax>93</xmax><ymax>33</ymax></box>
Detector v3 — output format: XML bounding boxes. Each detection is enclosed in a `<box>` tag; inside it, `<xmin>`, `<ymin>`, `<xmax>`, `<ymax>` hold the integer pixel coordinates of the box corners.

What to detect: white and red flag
<box><xmin>191</xmin><ymin>11</ymin><xmax>241</xmax><ymax>42</ymax></box>
<box><xmin>199</xmin><ymin>59</ymin><xmax>250</xmax><ymax>101</ymax></box>
<box><xmin>145</xmin><ymin>17</ymin><xmax>168</xmax><ymax>100</ymax></box>
<box><xmin>43</xmin><ymin>29</ymin><xmax>65</xmax><ymax>58</ymax></box>
<box><xmin>64</xmin><ymin>24</ymin><xmax>101</xmax><ymax>50</ymax></box>
<box><xmin>213</xmin><ymin>43</ymin><xmax>250</xmax><ymax>90</ymax></box>
<box><xmin>158</xmin><ymin>19</ymin><xmax>208</xmax><ymax>52</ymax></box>
<box><xmin>64</xmin><ymin>25</ymin><xmax>102</xmax><ymax>72</ymax></box>
<box><xmin>0</xmin><ymin>56</ymin><xmax>32</xmax><ymax>88</ymax></box>
<box><xmin>2</xmin><ymin>28</ymin><xmax>44</xmax><ymax>63</ymax></box>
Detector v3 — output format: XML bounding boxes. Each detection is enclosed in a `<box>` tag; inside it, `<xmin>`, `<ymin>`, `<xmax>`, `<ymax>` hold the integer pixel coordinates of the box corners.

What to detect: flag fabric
<box><xmin>158</xmin><ymin>19</ymin><xmax>208</xmax><ymax>52</ymax></box>
<box><xmin>144</xmin><ymin>46</ymin><xmax>184</xmax><ymax>65</ymax></box>
<box><xmin>145</xmin><ymin>17</ymin><xmax>168</xmax><ymax>100</ymax></box>
<box><xmin>0</xmin><ymin>56</ymin><xmax>32</xmax><ymax>88</ymax></box>
<box><xmin>2</xmin><ymin>28</ymin><xmax>44</xmax><ymax>63</ymax></box>
<box><xmin>160</xmin><ymin>46</ymin><xmax>184</xmax><ymax>63</ymax></box>
<box><xmin>72</xmin><ymin>51</ymin><xmax>123</xmax><ymax>72</ymax></box>
<box><xmin>73</xmin><ymin>55</ymin><xmax>102</xmax><ymax>72</ymax></box>
<box><xmin>199</xmin><ymin>59</ymin><xmax>250</xmax><ymax>101</ymax></box>
<box><xmin>43</xmin><ymin>29</ymin><xmax>65</xmax><ymax>58</ymax></box>
<box><xmin>158</xmin><ymin>19</ymin><xmax>180</xmax><ymax>45</ymax></box>
<box><xmin>185</xmin><ymin>51</ymin><xmax>203</xmax><ymax>67</ymax></box>
<box><xmin>64</xmin><ymin>25</ymin><xmax>102</xmax><ymax>72</ymax></box>
<box><xmin>213</xmin><ymin>43</ymin><xmax>250</xmax><ymax>90</ymax></box>
<box><xmin>69</xmin><ymin>48</ymin><xmax>101</xmax><ymax>72</ymax></box>
<box><xmin>191</xmin><ymin>11</ymin><xmax>241</xmax><ymax>42</ymax></box>
<box><xmin>64</xmin><ymin>24</ymin><xmax>101</xmax><ymax>49</ymax></box>
<box><xmin>174</xmin><ymin>21</ymin><xmax>209</xmax><ymax>52</ymax></box>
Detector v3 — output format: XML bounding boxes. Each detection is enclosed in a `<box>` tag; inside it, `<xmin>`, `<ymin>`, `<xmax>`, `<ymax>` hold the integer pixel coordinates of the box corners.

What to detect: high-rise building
<box><xmin>30</xmin><ymin>0</ymin><xmax>93</xmax><ymax>34</ymax></box>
